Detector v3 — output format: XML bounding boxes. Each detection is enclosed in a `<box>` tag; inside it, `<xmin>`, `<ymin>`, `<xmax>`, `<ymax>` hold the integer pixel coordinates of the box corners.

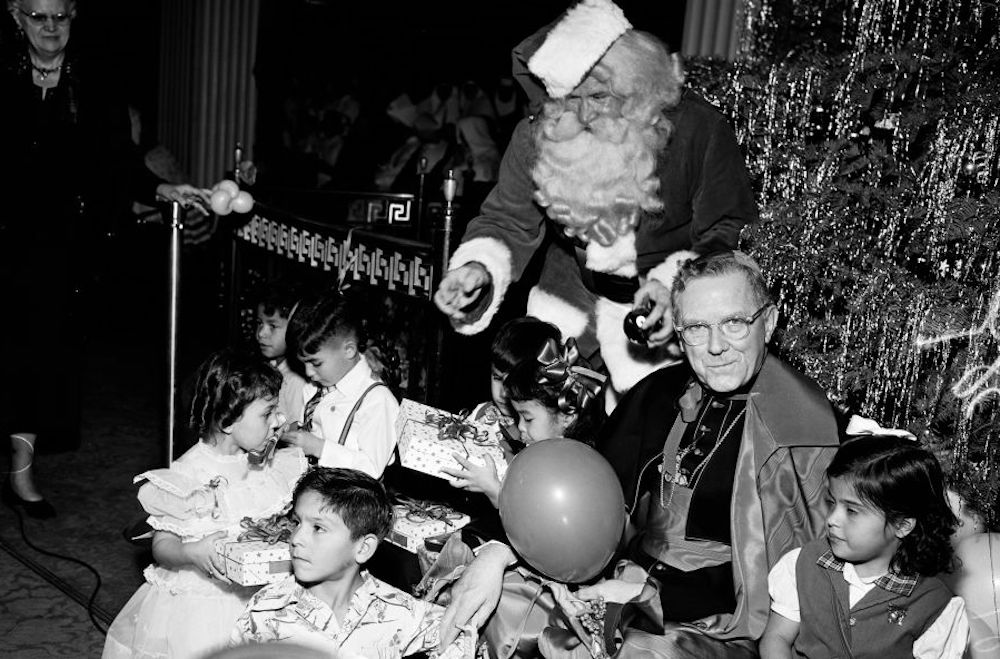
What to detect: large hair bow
<box><xmin>536</xmin><ymin>338</ymin><xmax>607</xmax><ymax>414</ymax></box>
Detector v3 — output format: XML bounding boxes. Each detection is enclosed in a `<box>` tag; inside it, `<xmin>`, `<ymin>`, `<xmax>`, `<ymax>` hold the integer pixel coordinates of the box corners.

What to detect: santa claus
<box><xmin>434</xmin><ymin>0</ymin><xmax>757</xmax><ymax>397</ymax></box>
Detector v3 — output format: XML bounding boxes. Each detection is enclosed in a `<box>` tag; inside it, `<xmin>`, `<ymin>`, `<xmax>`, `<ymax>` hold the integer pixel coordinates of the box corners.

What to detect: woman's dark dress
<box><xmin>0</xmin><ymin>44</ymin><xmax>164</xmax><ymax>451</ymax></box>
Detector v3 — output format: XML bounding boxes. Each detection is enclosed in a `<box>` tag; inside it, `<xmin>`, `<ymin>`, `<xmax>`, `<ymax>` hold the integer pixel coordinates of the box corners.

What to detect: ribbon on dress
<box><xmin>536</xmin><ymin>338</ymin><xmax>607</xmax><ymax>414</ymax></box>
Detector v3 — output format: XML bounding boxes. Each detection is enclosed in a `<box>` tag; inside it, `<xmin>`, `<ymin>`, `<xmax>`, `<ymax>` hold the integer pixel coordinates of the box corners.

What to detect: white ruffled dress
<box><xmin>102</xmin><ymin>442</ymin><xmax>307</xmax><ymax>659</ymax></box>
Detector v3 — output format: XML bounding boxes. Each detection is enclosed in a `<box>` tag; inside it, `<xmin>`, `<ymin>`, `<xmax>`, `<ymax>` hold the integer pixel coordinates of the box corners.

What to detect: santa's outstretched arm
<box><xmin>442</xmin><ymin>119</ymin><xmax>548</xmax><ymax>334</ymax></box>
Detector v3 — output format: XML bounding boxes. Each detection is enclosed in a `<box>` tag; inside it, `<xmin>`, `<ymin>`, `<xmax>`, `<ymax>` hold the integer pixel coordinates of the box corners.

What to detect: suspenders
<box><xmin>336</xmin><ymin>382</ymin><xmax>389</xmax><ymax>446</ymax></box>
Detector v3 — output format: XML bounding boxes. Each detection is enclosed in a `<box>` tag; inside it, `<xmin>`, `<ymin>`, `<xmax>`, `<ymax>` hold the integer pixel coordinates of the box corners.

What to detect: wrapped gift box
<box><xmin>216</xmin><ymin>540</ymin><xmax>292</xmax><ymax>586</ymax></box>
<box><xmin>387</xmin><ymin>503</ymin><xmax>470</xmax><ymax>553</ymax></box>
<box><xmin>395</xmin><ymin>399</ymin><xmax>508</xmax><ymax>483</ymax></box>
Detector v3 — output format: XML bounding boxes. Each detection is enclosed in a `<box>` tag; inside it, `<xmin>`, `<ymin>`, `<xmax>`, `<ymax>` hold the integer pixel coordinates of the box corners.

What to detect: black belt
<box><xmin>631</xmin><ymin>547</ymin><xmax>666</xmax><ymax>576</ymax></box>
<box><xmin>573</xmin><ymin>245</ymin><xmax>640</xmax><ymax>304</ymax></box>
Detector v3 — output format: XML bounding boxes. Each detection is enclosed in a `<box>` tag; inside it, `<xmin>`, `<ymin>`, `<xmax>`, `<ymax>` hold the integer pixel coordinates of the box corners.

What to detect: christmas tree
<box><xmin>688</xmin><ymin>0</ymin><xmax>1000</xmax><ymax>519</ymax></box>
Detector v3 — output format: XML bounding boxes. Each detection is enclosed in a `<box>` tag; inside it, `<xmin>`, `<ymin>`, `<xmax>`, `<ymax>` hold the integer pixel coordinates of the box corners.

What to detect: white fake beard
<box><xmin>532</xmin><ymin>110</ymin><xmax>665</xmax><ymax>246</ymax></box>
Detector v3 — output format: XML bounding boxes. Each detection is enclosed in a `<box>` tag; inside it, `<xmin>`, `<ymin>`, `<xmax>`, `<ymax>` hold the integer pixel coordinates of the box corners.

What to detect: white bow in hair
<box><xmin>846</xmin><ymin>415</ymin><xmax>916</xmax><ymax>440</ymax></box>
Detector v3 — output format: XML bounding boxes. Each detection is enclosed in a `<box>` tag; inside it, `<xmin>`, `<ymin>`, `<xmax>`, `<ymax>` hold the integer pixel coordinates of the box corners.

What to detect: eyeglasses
<box><xmin>675</xmin><ymin>303</ymin><xmax>772</xmax><ymax>346</ymax></box>
<box><xmin>18</xmin><ymin>8</ymin><xmax>74</xmax><ymax>27</ymax></box>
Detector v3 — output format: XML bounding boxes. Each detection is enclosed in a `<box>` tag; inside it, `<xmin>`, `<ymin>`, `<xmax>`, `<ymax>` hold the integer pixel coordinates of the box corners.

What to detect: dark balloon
<box><xmin>499</xmin><ymin>439</ymin><xmax>625</xmax><ymax>582</ymax></box>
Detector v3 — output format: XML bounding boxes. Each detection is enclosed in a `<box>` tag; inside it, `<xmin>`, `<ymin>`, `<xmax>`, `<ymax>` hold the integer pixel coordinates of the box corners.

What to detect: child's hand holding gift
<box><xmin>168</xmin><ymin>530</ymin><xmax>231</xmax><ymax>583</ymax></box>
<box><xmin>280</xmin><ymin>422</ymin><xmax>325</xmax><ymax>459</ymax></box>
<box><xmin>442</xmin><ymin>453</ymin><xmax>502</xmax><ymax>508</ymax></box>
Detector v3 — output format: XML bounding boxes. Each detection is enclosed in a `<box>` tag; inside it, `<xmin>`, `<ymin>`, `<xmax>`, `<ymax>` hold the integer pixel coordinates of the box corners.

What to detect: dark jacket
<box><xmin>598</xmin><ymin>356</ymin><xmax>841</xmax><ymax>641</ymax></box>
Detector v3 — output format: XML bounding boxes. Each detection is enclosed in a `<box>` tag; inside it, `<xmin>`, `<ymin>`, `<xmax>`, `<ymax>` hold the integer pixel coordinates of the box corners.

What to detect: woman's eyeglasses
<box><xmin>19</xmin><ymin>8</ymin><xmax>74</xmax><ymax>27</ymax></box>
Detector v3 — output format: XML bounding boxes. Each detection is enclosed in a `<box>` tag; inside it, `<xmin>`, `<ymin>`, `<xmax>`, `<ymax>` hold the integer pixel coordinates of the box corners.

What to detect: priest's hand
<box><xmin>438</xmin><ymin>542</ymin><xmax>514</xmax><ymax>649</ymax></box>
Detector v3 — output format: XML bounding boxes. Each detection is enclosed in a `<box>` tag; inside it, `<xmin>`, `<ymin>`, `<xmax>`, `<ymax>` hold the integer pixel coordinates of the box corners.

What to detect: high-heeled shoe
<box><xmin>2</xmin><ymin>479</ymin><xmax>57</xmax><ymax>519</ymax></box>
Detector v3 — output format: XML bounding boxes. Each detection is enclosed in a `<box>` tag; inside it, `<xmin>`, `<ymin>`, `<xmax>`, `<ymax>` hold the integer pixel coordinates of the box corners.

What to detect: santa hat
<box><xmin>527</xmin><ymin>0</ymin><xmax>632</xmax><ymax>99</ymax></box>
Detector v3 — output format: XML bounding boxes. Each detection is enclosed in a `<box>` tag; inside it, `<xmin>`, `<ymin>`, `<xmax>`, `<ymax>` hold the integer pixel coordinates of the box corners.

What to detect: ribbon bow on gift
<box><xmin>236</xmin><ymin>508</ymin><xmax>296</xmax><ymax>544</ymax></box>
<box><xmin>537</xmin><ymin>338</ymin><xmax>608</xmax><ymax>414</ymax></box>
<box><xmin>395</xmin><ymin>496</ymin><xmax>467</xmax><ymax>527</ymax></box>
<box><xmin>424</xmin><ymin>412</ymin><xmax>493</xmax><ymax>447</ymax></box>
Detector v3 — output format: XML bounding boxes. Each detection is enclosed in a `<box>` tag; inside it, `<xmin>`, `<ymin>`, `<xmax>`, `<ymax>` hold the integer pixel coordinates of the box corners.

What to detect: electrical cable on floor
<box><xmin>1</xmin><ymin>504</ymin><xmax>111</xmax><ymax>636</ymax></box>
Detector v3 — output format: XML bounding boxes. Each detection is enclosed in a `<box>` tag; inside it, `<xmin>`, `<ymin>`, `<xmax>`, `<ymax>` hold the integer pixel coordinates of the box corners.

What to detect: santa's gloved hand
<box><xmin>435</xmin><ymin>263</ymin><xmax>492</xmax><ymax>321</ymax></box>
<box><xmin>632</xmin><ymin>280</ymin><xmax>676</xmax><ymax>347</ymax></box>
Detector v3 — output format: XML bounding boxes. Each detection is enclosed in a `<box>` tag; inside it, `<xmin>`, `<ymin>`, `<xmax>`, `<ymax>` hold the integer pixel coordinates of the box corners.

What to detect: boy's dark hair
<box><xmin>256</xmin><ymin>277</ymin><xmax>307</xmax><ymax>319</ymax></box>
<box><xmin>189</xmin><ymin>348</ymin><xmax>281</xmax><ymax>438</ymax></box>
<box><xmin>491</xmin><ymin>317</ymin><xmax>562</xmax><ymax>373</ymax></box>
<box><xmin>293</xmin><ymin>467</ymin><xmax>394</xmax><ymax>541</ymax></box>
<box><xmin>287</xmin><ymin>290</ymin><xmax>367</xmax><ymax>358</ymax></box>
<box><xmin>828</xmin><ymin>435</ymin><xmax>957</xmax><ymax>576</ymax></box>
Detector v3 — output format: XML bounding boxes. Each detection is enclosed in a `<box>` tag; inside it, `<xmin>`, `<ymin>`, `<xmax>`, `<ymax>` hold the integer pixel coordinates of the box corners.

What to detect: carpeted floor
<box><xmin>1</xmin><ymin>228</ymin><xmax>224</xmax><ymax>658</ymax></box>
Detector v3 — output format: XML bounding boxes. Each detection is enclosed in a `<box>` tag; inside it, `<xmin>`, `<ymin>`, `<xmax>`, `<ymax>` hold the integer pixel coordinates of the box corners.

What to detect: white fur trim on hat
<box><xmin>447</xmin><ymin>237</ymin><xmax>513</xmax><ymax>335</ymax></box>
<box><xmin>595</xmin><ymin>297</ymin><xmax>680</xmax><ymax>393</ymax></box>
<box><xmin>646</xmin><ymin>250</ymin><xmax>699</xmax><ymax>288</ymax></box>
<box><xmin>528</xmin><ymin>0</ymin><xmax>632</xmax><ymax>99</ymax></box>
<box><xmin>527</xmin><ymin>286</ymin><xmax>590</xmax><ymax>339</ymax></box>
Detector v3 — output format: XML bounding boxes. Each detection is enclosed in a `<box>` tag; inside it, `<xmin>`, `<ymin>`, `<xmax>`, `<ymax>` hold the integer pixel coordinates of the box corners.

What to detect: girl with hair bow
<box><xmin>503</xmin><ymin>336</ymin><xmax>608</xmax><ymax>447</ymax></box>
<box><xmin>445</xmin><ymin>335</ymin><xmax>609</xmax><ymax>510</ymax></box>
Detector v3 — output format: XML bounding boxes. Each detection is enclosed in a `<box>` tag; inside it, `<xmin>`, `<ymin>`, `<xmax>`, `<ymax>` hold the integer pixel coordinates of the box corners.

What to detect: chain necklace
<box><xmin>660</xmin><ymin>403</ymin><xmax>747</xmax><ymax>509</ymax></box>
<box><xmin>32</xmin><ymin>62</ymin><xmax>61</xmax><ymax>80</ymax></box>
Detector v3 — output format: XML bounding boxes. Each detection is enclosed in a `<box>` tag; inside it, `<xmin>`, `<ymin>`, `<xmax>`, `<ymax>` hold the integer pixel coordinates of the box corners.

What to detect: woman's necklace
<box><xmin>32</xmin><ymin>63</ymin><xmax>61</xmax><ymax>80</ymax></box>
<box><xmin>660</xmin><ymin>402</ymin><xmax>747</xmax><ymax>509</ymax></box>
<box><xmin>30</xmin><ymin>54</ymin><xmax>63</xmax><ymax>81</ymax></box>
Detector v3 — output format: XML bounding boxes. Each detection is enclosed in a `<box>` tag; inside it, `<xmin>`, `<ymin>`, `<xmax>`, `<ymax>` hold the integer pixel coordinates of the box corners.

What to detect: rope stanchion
<box><xmin>166</xmin><ymin>201</ymin><xmax>183</xmax><ymax>466</ymax></box>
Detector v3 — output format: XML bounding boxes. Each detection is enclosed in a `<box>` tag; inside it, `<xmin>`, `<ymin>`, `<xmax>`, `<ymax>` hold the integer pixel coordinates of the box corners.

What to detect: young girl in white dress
<box><xmin>103</xmin><ymin>349</ymin><xmax>308</xmax><ymax>658</ymax></box>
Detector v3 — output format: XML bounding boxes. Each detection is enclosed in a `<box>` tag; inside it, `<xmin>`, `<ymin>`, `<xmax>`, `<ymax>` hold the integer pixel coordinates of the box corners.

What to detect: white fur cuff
<box><xmin>646</xmin><ymin>250</ymin><xmax>699</xmax><ymax>289</ymax></box>
<box><xmin>527</xmin><ymin>287</ymin><xmax>590</xmax><ymax>339</ymax></box>
<box><xmin>447</xmin><ymin>237</ymin><xmax>513</xmax><ymax>335</ymax></box>
<box><xmin>595</xmin><ymin>297</ymin><xmax>680</xmax><ymax>392</ymax></box>
<box><xmin>528</xmin><ymin>0</ymin><xmax>632</xmax><ymax>99</ymax></box>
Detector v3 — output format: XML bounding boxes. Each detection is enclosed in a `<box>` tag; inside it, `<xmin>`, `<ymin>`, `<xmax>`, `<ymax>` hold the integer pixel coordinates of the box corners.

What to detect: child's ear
<box><xmin>893</xmin><ymin>517</ymin><xmax>917</xmax><ymax>539</ymax></box>
<box><xmin>354</xmin><ymin>533</ymin><xmax>380</xmax><ymax>563</ymax></box>
<box><xmin>342</xmin><ymin>338</ymin><xmax>359</xmax><ymax>359</ymax></box>
<box><xmin>557</xmin><ymin>410</ymin><xmax>578</xmax><ymax>434</ymax></box>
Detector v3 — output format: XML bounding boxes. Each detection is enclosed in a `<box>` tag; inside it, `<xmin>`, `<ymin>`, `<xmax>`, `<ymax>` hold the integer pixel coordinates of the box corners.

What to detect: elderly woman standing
<box><xmin>0</xmin><ymin>0</ymin><xmax>209</xmax><ymax>517</ymax></box>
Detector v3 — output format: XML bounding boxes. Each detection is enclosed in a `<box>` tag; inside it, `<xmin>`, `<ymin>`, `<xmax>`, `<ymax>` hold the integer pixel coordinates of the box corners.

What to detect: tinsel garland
<box><xmin>689</xmin><ymin>0</ymin><xmax>1000</xmax><ymax>518</ymax></box>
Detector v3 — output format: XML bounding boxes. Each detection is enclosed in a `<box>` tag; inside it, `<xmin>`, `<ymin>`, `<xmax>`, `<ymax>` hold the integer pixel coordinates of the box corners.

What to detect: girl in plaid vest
<box><xmin>761</xmin><ymin>433</ymin><xmax>969</xmax><ymax>658</ymax></box>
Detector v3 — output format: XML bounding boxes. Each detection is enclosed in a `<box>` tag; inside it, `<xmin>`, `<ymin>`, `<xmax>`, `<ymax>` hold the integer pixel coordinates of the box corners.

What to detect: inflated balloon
<box><xmin>499</xmin><ymin>439</ymin><xmax>625</xmax><ymax>583</ymax></box>
<box><xmin>231</xmin><ymin>190</ymin><xmax>255</xmax><ymax>214</ymax></box>
<box><xmin>209</xmin><ymin>189</ymin><xmax>233</xmax><ymax>215</ymax></box>
<box><xmin>215</xmin><ymin>179</ymin><xmax>240</xmax><ymax>197</ymax></box>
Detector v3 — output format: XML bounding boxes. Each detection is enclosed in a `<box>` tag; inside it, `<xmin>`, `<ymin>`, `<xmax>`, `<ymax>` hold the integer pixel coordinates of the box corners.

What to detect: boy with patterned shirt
<box><xmin>230</xmin><ymin>468</ymin><xmax>472</xmax><ymax>658</ymax></box>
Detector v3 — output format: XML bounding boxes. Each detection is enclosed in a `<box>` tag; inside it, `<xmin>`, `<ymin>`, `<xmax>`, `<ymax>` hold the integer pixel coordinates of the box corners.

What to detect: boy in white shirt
<box><xmin>280</xmin><ymin>291</ymin><xmax>399</xmax><ymax>478</ymax></box>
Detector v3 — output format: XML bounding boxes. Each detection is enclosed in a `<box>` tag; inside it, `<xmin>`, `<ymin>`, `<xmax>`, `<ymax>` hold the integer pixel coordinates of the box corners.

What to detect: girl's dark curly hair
<box><xmin>828</xmin><ymin>434</ymin><xmax>957</xmax><ymax>576</ymax></box>
<box><xmin>189</xmin><ymin>348</ymin><xmax>282</xmax><ymax>441</ymax></box>
<box><xmin>504</xmin><ymin>351</ymin><xmax>606</xmax><ymax>444</ymax></box>
<box><xmin>490</xmin><ymin>317</ymin><xmax>562</xmax><ymax>374</ymax></box>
